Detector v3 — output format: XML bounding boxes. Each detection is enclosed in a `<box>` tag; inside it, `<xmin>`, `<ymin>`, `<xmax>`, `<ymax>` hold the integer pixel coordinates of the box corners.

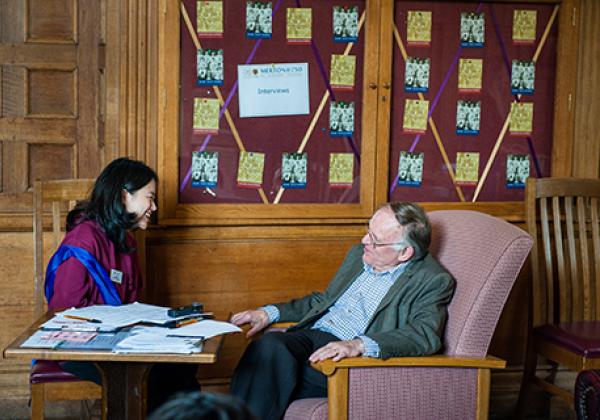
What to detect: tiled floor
<box><xmin>0</xmin><ymin>395</ymin><xmax>577</xmax><ymax>420</ymax></box>
<box><xmin>0</xmin><ymin>399</ymin><xmax>98</xmax><ymax>420</ymax></box>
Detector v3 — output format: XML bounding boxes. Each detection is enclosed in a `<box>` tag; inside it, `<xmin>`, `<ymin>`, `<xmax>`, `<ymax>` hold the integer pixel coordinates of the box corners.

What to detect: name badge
<box><xmin>110</xmin><ymin>269</ymin><xmax>123</xmax><ymax>284</ymax></box>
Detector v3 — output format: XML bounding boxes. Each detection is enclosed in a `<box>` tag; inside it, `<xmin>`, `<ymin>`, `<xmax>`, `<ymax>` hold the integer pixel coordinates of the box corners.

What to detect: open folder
<box><xmin>21</xmin><ymin>329</ymin><xmax>131</xmax><ymax>350</ymax></box>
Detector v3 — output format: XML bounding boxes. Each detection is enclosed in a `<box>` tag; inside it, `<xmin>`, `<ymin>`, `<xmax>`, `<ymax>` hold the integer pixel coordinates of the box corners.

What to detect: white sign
<box><xmin>238</xmin><ymin>63</ymin><xmax>309</xmax><ymax>118</ymax></box>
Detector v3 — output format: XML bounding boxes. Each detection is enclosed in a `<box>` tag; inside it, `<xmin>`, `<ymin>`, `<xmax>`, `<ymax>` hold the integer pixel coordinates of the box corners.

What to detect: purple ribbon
<box><xmin>390</xmin><ymin>4</ymin><xmax>484</xmax><ymax>195</ymax></box>
<box><xmin>180</xmin><ymin>0</ymin><xmax>284</xmax><ymax>192</ymax></box>
<box><xmin>489</xmin><ymin>4</ymin><xmax>543</xmax><ymax>178</ymax></box>
<box><xmin>489</xmin><ymin>6</ymin><xmax>513</xmax><ymax>79</ymax></box>
<box><xmin>527</xmin><ymin>137</ymin><xmax>542</xmax><ymax>177</ymax></box>
<box><xmin>297</xmin><ymin>0</ymin><xmax>361</xmax><ymax>163</ymax></box>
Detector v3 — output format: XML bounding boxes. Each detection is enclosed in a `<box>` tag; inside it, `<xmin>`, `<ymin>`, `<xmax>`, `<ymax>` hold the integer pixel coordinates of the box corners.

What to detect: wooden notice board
<box><xmin>387</xmin><ymin>1</ymin><xmax>558</xmax><ymax>204</ymax></box>
<box><xmin>159</xmin><ymin>0</ymin><xmax>381</xmax><ymax>224</ymax></box>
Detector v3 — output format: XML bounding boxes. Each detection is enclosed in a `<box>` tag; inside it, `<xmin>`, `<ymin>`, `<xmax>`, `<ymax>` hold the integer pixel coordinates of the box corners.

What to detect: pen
<box><xmin>64</xmin><ymin>315</ymin><xmax>102</xmax><ymax>323</ymax></box>
<box><xmin>176</xmin><ymin>318</ymin><xmax>200</xmax><ymax>328</ymax></box>
<box><xmin>165</xmin><ymin>315</ymin><xmax>208</xmax><ymax>328</ymax></box>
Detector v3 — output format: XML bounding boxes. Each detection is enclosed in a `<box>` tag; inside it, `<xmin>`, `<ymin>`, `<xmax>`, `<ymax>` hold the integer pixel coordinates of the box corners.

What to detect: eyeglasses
<box><xmin>365</xmin><ymin>228</ymin><xmax>406</xmax><ymax>249</ymax></box>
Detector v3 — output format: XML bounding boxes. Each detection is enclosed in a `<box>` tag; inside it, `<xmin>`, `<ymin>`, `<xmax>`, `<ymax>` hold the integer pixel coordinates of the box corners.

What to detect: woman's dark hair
<box><xmin>67</xmin><ymin>157</ymin><xmax>158</xmax><ymax>253</ymax></box>
<box><xmin>147</xmin><ymin>391</ymin><xmax>257</xmax><ymax>420</ymax></box>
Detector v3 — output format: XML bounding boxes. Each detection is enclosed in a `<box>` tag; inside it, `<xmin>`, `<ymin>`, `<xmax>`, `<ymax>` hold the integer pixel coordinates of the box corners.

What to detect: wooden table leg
<box><xmin>95</xmin><ymin>361</ymin><xmax>153</xmax><ymax>420</ymax></box>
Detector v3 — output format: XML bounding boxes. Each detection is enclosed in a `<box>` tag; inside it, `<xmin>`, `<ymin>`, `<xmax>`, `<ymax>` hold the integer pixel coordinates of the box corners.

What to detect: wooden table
<box><xmin>3</xmin><ymin>313</ymin><xmax>224</xmax><ymax>420</ymax></box>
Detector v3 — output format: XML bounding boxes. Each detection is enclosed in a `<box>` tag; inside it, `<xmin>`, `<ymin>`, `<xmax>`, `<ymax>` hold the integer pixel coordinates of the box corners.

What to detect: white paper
<box><xmin>167</xmin><ymin>320</ymin><xmax>242</xmax><ymax>339</ymax></box>
<box><xmin>238</xmin><ymin>63</ymin><xmax>309</xmax><ymax>118</ymax></box>
<box><xmin>41</xmin><ymin>316</ymin><xmax>119</xmax><ymax>332</ymax></box>
<box><xmin>59</xmin><ymin>302</ymin><xmax>186</xmax><ymax>327</ymax></box>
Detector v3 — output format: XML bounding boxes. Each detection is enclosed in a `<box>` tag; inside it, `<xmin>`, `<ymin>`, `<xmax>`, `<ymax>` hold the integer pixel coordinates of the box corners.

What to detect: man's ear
<box><xmin>397</xmin><ymin>245</ymin><xmax>414</xmax><ymax>263</ymax></box>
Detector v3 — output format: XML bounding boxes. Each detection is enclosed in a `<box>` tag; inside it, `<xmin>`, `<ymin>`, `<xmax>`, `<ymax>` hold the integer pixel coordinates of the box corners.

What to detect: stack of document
<box><xmin>113</xmin><ymin>326</ymin><xmax>203</xmax><ymax>354</ymax></box>
<box><xmin>57</xmin><ymin>302</ymin><xmax>199</xmax><ymax>328</ymax></box>
<box><xmin>42</xmin><ymin>315</ymin><xmax>120</xmax><ymax>332</ymax></box>
<box><xmin>112</xmin><ymin>321</ymin><xmax>241</xmax><ymax>354</ymax></box>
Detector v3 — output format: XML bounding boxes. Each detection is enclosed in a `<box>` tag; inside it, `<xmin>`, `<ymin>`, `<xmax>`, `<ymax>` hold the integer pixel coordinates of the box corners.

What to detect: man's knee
<box><xmin>245</xmin><ymin>332</ymin><xmax>288</xmax><ymax>358</ymax></box>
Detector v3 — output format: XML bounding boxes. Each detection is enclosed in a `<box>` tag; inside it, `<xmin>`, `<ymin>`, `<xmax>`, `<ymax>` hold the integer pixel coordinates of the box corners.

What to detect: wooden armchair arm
<box><xmin>310</xmin><ymin>355</ymin><xmax>506</xmax><ymax>420</ymax></box>
<box><xmin>269</xmin><ymin>322</ymin><xmax>504</xmax><ymax>419</ymax></box>
<box><xmin>312</xmin><ymin>354</ymin><xmax>505</xmax><ymax>376</ymax></box>
<box><xmin>270</xmin><ymin>321</ymin><xmax>505</xmax><ymax>372</ymax></box>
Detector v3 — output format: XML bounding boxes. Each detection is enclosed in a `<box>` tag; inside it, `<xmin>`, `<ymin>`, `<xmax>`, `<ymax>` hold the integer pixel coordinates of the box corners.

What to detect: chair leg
<box><xmin>30</xmin><ymin>383</ymin><xmax>44</xmax><ymax>420</ymax></box>
<box><xmin>515</xmin><ymin>337</ymin><xmax>538</xmax><ymax>419</ymax></box>
<box><xmin>79</xmin><ymin>399</ymin><xmax>104</xmax><ymax>420</ymax></box>
<box><xmin>546</xmin><ymin>360</ymin><xmax>559</xmax><ymax>384</ymax></box>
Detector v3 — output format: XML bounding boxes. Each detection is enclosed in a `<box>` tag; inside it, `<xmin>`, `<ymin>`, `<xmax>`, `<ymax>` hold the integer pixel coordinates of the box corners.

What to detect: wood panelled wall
<box><xmin>0</xmin><ymin>0</ymin><xmax>158</xmax><ymax>401</ymax></box>
<box><xmin>0</xmin><ymin>0</ymin><xmax>599</xmax><ymax>403</ymax></box>
<box><xmin>573</xmin><ymin>0</ymin><xmax>600</xmax><ymax>178</ymax></box>
<box><xmin>0</xmin><ymin>0</ymin><xmax>101</xmax><ymax>230</ymax></box>
<box><xmin>144</xmin><ymin>225</ymin><xmax>364</xmax><ymax>380</ymax></box>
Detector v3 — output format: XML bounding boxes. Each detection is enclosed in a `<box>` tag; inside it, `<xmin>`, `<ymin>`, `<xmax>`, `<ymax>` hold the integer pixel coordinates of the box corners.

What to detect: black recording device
<box><xmin>167</xmin><ymin>302</ymin><xmax>204</xmax><ymax>318</ymax></box>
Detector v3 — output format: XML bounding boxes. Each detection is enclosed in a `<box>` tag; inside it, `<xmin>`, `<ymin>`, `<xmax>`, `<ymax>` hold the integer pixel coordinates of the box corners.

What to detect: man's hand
<box><xmin>309</xmin><ymin>339</ymin><xmax>365</xmax><ymax>363</ymax></box>
<box><xmin>230</xmin><ymin>309</ymin><xmax>270</xmax><ymax>338</ymax></box>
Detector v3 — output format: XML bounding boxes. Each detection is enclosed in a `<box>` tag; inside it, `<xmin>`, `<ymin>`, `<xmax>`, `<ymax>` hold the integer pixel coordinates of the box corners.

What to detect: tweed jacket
<box><xmin>273</xmin><ymin>244</ymin><xmax>454</xmax><ymax>359</ymax></box>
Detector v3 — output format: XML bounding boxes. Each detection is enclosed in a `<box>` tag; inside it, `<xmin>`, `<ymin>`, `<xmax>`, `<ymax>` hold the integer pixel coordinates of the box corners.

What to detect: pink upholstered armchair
<box><xmin>284</xmin><ymin>210</ymin><xmax>533</xmax><ymax>420</ymax></box>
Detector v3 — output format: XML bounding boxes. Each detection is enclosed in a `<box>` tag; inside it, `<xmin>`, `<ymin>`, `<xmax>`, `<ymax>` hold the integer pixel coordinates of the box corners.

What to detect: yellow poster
<box><xmin>287</xmin><ymin>8</ymin><xmax>312</xmax><ymax>43</ymax></box>
<box><xmin>330</xmin><ymin>55</ymin><xmax>356</xmax><ymax>90</ymax></box>
<box><xmin>513</xmin><ymin>10</ymin><xmax>536</xmax><ymax>44</ymax></box>
<box><xmin>407</xmin><ymin>11</ymin><xmax>432</xmax><ymax>45</ymax></box>
<box><xmin>329</xmin><ymin>153</ymin><xmax>354</xmax><ymax>187</ymax></box>
<box><xmin>458</xmin><ymin>58</ymin><xmax>482</xmax><ymax>92</ymax></box>
<box><xmin>237</xmin><ymin>151</ymin><xmax>265</xmax><ymax>188</ymax></box>
<box><xmin>509</xmin><ymin>102</ymin><xmax>534</xmax><ymax>135</ymax></box>
<box><xmin>455</xmin><ymin>152</ymin><xmax>480</xmax><ymax>185</ymax></box>
<box><xmin>197</xmin><ymin>1</ymin><xmax>223</xmax><ymax>38</ymax></box>
<box><xmin>193</xmin><ymin>98</ymin><xmax>220</xmax><ymax>134</ymax></box>
<box><xmin>402</xmin><ymin>99</ymin><xmax>429</xmax><ymax>133</ymax></box>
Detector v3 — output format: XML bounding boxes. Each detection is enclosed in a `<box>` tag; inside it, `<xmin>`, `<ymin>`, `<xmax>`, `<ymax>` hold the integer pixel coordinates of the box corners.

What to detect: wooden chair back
<box><xmin>33</xmin><ymin>179</ymin><xmax>95</xmax><ymax>317</ymax></box>
<box><xmin>526</xmin><ymin>177</ymin><xmax>600</xmax><ymax>327</ymax></box>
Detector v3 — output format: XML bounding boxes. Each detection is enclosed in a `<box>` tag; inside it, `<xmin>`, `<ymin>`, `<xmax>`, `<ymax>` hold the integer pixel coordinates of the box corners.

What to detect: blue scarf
<box><xmin>44</xmin><ymin>244</ymin><xmax>122</xmax><ymax>306</ymax></box>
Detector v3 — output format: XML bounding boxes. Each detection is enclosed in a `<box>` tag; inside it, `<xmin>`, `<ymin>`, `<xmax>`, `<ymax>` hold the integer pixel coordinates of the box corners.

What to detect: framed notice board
<box><xmin>372</xmin><ymin>0</ymin><xmax>577</xmax><ymax>220</ymax></box>
<box><xmin>159</xmin><ymin>0</ymin><xmax>381</xmax><ymax>224</ymax></box>
<box><xmin>158</xmin><ymin>0</ymin><xmax>577</xmax><ymax>224</ymax></box>
<box><xmin>387</xmin><ymin>1</ymin><xmax>557</xmax><ymax>204</ymax></box>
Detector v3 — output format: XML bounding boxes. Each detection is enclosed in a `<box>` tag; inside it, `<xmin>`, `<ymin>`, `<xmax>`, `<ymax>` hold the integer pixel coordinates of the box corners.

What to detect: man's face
<box><xmin>361</xmin><ymin>207</ymin><xmax>413</xmax><ymax>272</ymax></box>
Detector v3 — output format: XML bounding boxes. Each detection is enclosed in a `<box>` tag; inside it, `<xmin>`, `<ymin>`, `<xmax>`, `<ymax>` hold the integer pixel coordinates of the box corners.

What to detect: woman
<box><xmin>46</xmin><ymin>157</ymin><xmax>156</xmax><ymax>309</ymax></box>
<box><xmin>43</xmin><ymin>157</ymin><xmax>198</xmax><ymax>412</ymax></box>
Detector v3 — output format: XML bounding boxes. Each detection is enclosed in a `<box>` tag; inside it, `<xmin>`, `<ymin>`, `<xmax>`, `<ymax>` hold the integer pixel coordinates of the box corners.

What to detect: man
<box><xmin>230</xmin><ymin>202</ymin><xmax>454</xmax><ymax>420</ymax></box>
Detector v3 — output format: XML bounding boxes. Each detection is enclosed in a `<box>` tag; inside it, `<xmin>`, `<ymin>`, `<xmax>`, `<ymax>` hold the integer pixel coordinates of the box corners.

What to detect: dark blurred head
<box><xmin>147</xmin><ymin>391</ymin><xmax>257</xmax><ymax>420</ymax></box>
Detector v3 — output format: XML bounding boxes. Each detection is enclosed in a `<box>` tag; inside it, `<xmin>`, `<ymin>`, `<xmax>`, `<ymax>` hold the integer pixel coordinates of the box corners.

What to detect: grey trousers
<box><xmin>230</xmin><ymin>329</ymin><xmax>339</xmax><ymax>420</ymax></box>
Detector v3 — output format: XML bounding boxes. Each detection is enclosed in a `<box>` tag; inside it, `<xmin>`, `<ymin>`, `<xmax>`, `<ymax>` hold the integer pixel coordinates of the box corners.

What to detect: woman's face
<box><xmin>122</xmin><ymin>179</ymin><xmax>157</xmax><ymax>230</ymax></box>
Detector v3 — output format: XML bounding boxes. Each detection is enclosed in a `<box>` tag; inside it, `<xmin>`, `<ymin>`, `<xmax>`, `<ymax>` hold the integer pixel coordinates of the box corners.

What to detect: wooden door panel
<box><xmin>26</xmin><ymin>0</ymin><xmax>77</xmax><ymax>43</ymax></box>
<box><xmin>0</xmin><ymin>0</ymin><xmax>101</xmax><ymax>218</ymax></box>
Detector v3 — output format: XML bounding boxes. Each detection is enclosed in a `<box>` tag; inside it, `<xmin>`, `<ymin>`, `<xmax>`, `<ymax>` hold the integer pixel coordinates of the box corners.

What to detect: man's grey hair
<box><xmin>382</xmin><ymin>202</ymin><xmax>431</xmax><ymax>259</ymax></box>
